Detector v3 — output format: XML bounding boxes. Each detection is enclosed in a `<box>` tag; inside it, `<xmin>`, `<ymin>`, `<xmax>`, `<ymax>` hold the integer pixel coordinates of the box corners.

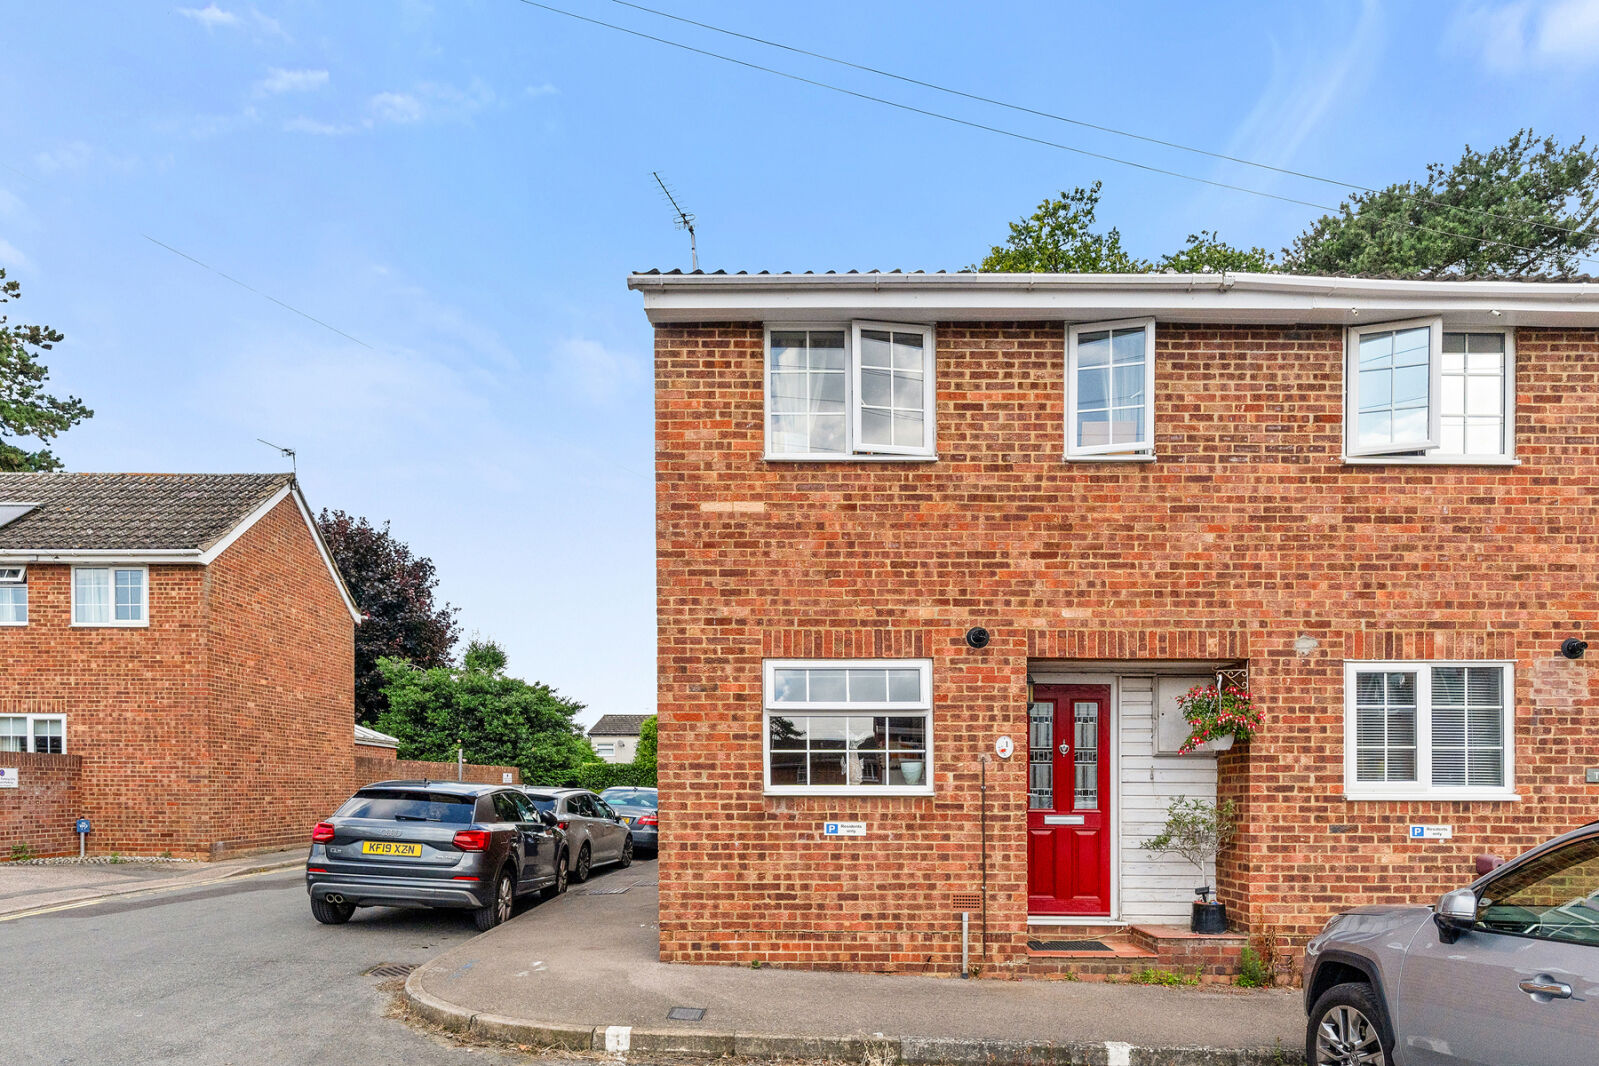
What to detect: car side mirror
<box><xmin>539</xmin><ymin>810</ymin><xmax>557</xmax><ymax>828</ymax></box>
<box><xmin>1434</xmin><ymin>887</ymin><xmax>1478</xmax><ymax>944</ymax></box>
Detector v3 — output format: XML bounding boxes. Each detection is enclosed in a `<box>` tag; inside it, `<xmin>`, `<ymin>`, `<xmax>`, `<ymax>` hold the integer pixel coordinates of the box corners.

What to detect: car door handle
<box><xmin>1519</xmin><ymin>978</ymin><xmax>1573</xmax><ymax>999</ymax></box>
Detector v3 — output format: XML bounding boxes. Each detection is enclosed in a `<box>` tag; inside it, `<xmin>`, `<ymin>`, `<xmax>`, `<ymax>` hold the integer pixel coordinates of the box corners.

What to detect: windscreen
<box><xmin>521</xmin><ymin>794</ymin><xmax>557</xmax><ymax>813</ymax></box>
<box><xmin>605</xmin><ymin>791</ymin><xmax>658</xmax><ymax>809</ymax></box>
<box><xmin>336</xmin><ymin>790</ymin><xmax>477</xmax><ymax>824</ymax></box>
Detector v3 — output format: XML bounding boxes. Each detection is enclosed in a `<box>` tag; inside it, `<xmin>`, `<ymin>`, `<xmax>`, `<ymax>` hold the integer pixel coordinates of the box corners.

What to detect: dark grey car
<box><xmin>1303</xmin><ymin>821</ymin><xmax>1599</xmax><ymax>1066</ymax></box>
<box><xmin>599</xmin><ymin>787</ymin><xmax>658</xmax><ymax>853</ymax></box>
<box><xmin>520</xmin><ymin>787</ymin><xmax>633</xmax><ymax>883</ymax></box>
<box><xmin>306</xmin><ymin>781</ymin><xmax>568</xmax><ymax>931</ymax></box>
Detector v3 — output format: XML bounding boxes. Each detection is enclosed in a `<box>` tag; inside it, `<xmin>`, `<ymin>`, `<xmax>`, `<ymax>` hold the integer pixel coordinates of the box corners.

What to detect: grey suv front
<box><xmin>306</xmin><ymin>783</ymin><xmax>567</xmax><ymax>931</ymax></box>
<box><xmin>1303</xmin><ymin>822</ymin><xmax>1599</xmax><ymax>1065</ymax></box>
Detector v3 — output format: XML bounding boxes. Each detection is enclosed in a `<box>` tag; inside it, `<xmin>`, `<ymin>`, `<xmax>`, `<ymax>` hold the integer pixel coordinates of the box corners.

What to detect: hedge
<box><xmin>531</xmin><ymin>762</ymin><xmax>657</xmax><ymax>792</ymax></box>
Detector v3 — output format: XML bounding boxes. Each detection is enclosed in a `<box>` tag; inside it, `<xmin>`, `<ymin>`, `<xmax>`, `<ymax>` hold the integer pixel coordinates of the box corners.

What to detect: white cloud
<box><xmin>367</xmin><ymin>79</ymin><xmax>497</xmax><ymax>126</ymax></box>
<box><xmin>548</xmin><ymin>337</ymin><xmax>648</xmax><ymax>405</ymax></box>
<box><xmin>283</xmin><ymin>116</ymin><xmax>354</xmax><ymax>136</ymax></box>
<box><xmin>1448</xmin><ymin>0</ymin><xmax>1599</xmax><ymax>72</ymax></box>
<box><xmin>177</xmin><ymin>3</ymin><xmax>239</xmax><ymax>28</ymax></box>
<box><xmin>524</xmin><ymin>83</ymin><xmax>560</xmax><ymax>98</ymax></box>
<box><xmin>256</xmin><ymin>68</ymin><xmax>329</xmax><ymax>96</ymax></box>
<box><xmin>0</xmin><ymin>237</ymin><xmax>30</xmax><ymax>270</ymax></box>
<box><xmin>34</xmin><ymin>141</ymin><xmax>95</xmax><ymax>174</ymax></box>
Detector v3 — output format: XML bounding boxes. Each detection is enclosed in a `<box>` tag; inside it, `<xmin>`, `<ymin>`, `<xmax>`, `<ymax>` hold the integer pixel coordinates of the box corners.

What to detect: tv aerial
<box><xmin>652</xmin><ymin>171</ymin><xmax>698</xmax><ymax>272</ymax></box>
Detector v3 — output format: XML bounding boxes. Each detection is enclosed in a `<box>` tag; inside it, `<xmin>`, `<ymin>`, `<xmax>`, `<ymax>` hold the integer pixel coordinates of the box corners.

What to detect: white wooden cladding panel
<box><xmin>1116</xmin><ymin>675</ymin><xmax>1218</xmax><ymax>924</ymax></box>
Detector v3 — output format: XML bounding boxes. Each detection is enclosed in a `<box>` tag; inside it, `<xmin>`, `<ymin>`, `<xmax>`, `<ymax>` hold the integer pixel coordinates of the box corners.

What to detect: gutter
<box><xmin>0</xmin><ymin>549</ymin><xmax>204</xmax><ymax>564</ymax></box>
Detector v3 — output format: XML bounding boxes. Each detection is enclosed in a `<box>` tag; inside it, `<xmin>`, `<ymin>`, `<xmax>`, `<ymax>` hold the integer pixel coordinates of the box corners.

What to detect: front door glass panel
<box><xmin>1028</xmin><ymin>701</ymin><xmax>1053</xmax><ymax>809</ymax></box>
<box><xmin>1073</xmin><ymin>701</ymin><xmax>1099</xmax><ymax>809</ymax></box>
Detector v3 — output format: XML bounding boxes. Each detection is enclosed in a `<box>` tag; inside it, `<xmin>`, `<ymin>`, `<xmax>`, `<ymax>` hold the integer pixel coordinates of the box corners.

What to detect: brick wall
<box><xmin>201</xmin><ymin>496</ymin><xmax>356</xmax><ymax>858</ymax></box>
<box><xmin>656</xmin><ymin>321</ymin><xmax>1599</xmax><ymax>975</ymax></box>
<box><xmin>355</xmin><ymin>742</ymin><xmax>398</xmax><ymax>761</ymax></box>
<box><xmin>0</xmin><ymin>753</ymin><xmax>82</xmax><ymax>858</ymax></box>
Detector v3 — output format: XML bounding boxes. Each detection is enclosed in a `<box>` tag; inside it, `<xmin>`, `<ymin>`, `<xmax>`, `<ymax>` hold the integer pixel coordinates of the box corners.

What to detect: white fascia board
<box><xmin>0</xmin><ymin>550</ymin><xmax>203</xmax><ymax>564</ymax></box>
<box><xmin>197</xmin><ymin>481</ymin><xmax>364</xmax><ymax>624</ymax></box>
<box><xmin>628</xmin><ymin>271</ymin><xmax>1599</xmax><ymax>327</ymax></box>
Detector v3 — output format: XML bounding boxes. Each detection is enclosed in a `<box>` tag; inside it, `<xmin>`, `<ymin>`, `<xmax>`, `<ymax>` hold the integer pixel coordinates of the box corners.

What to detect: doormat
<box><xmin>1027</xmin><ymin>938</ymin><xmax>1111</xmax><ymax>952</ymax></box>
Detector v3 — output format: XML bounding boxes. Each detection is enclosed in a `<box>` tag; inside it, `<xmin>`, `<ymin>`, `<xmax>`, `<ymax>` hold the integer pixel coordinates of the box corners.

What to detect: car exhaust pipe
<box><xmin>325</xmin><ymin>893</ymin><xmax>345</xmax><ymax>905</ymax></box>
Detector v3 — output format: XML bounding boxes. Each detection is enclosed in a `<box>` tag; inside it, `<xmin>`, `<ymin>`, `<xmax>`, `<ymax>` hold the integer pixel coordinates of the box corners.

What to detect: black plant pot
<box><xmin>1191</xmin><ymin>901</ymin><xmax>1228</xmax><ymax>934</ymax></box>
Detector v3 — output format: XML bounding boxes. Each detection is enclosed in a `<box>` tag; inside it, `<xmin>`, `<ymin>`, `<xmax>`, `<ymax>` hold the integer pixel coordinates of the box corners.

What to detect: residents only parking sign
<box><xmin>823</xmin><ymin>821</ymin><xmax>867</xmax><ymax>837</ymax></box>
<box><xmin>1409</xmin><ymin>824</ymin><xmax>1453</xmax><ymax>840</ymax></box>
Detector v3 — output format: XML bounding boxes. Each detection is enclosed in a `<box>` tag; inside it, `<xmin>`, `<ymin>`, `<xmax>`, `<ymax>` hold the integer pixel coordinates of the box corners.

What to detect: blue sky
<box><xmin>3</xmin><ymin>0</ymin><xmax>1598</xmax><ymax>725</ymax></box>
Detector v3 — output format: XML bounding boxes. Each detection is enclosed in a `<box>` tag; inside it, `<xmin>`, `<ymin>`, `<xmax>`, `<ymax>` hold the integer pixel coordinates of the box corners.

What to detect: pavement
<box><xmin>407</xmin><ymin>857</ymin><xmax>1306</xmax><ymax>1066</ymax></box>
<box><xmin>0</xmin><ymin>847</ymin><xmax>305</xmax><ymax>920</ymax></box>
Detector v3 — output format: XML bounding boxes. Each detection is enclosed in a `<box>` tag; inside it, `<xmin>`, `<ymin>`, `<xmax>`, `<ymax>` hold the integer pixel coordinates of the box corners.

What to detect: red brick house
<box><xmin>0</xmin><ymin>473</ymin><xmax>361</xmax><ymax>859</ymax></box>
<box><xmin>634</xmin><ymin>269</ymin><xmax>1599</xmax><ymax>978</ymax></box>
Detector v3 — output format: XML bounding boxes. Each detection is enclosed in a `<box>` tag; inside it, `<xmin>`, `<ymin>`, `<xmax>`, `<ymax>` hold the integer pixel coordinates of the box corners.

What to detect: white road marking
<box><xmin>605</xmin><ymin>1025</ymin><xmax>632</xmax><ymax>1053</ymax></box>
<box><xmin>1105</xmin><ymin>1041</ymin><xmax>1134</xmax><ymax>1066</ymax></box>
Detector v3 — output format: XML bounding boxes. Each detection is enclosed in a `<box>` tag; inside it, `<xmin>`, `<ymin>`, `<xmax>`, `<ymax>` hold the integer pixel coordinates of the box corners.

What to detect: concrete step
<box><xmin>1022</xmin><ymin>924</ymin><xmax>1249</xmax><ymax>984</ymax></box>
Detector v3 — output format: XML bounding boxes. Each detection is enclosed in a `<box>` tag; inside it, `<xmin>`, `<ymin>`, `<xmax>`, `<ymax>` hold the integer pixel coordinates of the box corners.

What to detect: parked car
<box><xmin>600</xmin><ymin>787</ymin><xmax>659</xmax><ymax>853</ymax></box>
<box><xmin>305</xmin><ymin>781</ymin><xmax>567</xmax><ymax>931</ymax></box>
<box><xmin>1303</xmin><ymin>821</ymin><xmax>1599</xmax><ymax>1066</ymax></box>
<box><xmin>519</xmin><ymin>787</ymin><xmax>633</xmax><ymax>882</ymax></box>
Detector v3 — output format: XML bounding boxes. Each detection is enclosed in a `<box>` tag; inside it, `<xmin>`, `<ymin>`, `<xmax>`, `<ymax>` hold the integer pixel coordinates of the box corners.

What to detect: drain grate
<box><xmin>583</xmin><ymin>885</ymin><xmax>631</xmax><ymax>895</ymax></box>
<box><xmin>1028</xmin><ymin>939</ymin><xmax>1110</xmax><ymax>952</ymax></box>
<box><xmin>362</xmin><ymin>963</ymin><xmax>418</xmax><ymax>978</ymax></box>
<box><xmin>667</xmin><ymin>1007</ymin><xmax>707</xmax><ymax>1022</ymax></box>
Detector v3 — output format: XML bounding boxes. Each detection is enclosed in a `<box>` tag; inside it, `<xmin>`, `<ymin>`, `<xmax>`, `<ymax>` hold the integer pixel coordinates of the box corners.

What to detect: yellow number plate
<box><xmin>361</xmin><ymin>841</ymin><xmax>423</xmax><ymax>857</ymax></box>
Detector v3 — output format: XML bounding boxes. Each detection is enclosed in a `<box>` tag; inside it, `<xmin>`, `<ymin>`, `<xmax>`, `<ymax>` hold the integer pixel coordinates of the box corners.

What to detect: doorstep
<box><xmin>1023</xmin><ymin>924</ymin><xmax>1248</xmax><ymax>984</ymax></box>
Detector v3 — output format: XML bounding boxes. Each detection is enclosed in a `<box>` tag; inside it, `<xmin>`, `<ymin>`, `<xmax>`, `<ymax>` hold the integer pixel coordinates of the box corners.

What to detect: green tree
<box><xmin>976</xmin><ymin>183</ymin><xmax>1148</xmax><ymax>273</ymax></box>
<box><xmin>0</xmin><ymin>268</ymin><xmax>92</xmax><ymax>471</ymax></box>
<box><xmin>1284</xmin><ymin>130</ymin><xmax>1599</xmax><ymax>278</ymax></box>
<box><xmin>374</xmin><ymin>637</ymin><xmax>598</xmax><ymax>785</ymax></box>
<box><xmin>319</xmin><ymin>509</ymin><xmax>460</xmax><ymax>725</ymax></box>
<box><xmin>632</xmin><ymin>715</ymin><xmax>657</xmax><ymax>770</ymax></box>
<box><xmin>1155</xmin><ymin>230</ymin><xmax>1272</xmax><ymax>274</ymax></box>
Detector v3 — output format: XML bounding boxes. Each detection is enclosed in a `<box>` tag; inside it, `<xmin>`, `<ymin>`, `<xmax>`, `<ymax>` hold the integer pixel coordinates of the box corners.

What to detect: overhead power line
<box><xmin>510</xmin><ymin>0</ymin><xmax>1599</xmax><ymax>270</ymax></box>
<box><xmin>608</xmin><ymin>0</ymin><xmax>1593</xmax><ymax>243</ymax></box>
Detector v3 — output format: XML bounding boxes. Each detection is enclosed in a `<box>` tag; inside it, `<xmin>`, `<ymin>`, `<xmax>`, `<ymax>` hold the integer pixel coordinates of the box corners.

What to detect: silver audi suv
<box><xmin>1303</xmin><ymin>821</ymin><xmax>1599</xmax><ymax>1066</ymax></box>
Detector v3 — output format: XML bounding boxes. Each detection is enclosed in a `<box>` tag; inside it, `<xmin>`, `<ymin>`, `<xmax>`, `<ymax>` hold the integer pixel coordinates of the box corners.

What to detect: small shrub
<box><xmin>1236</xmin><ymin>946</ymin><xmax>1271</xmax><ymax>988</ymax></box>
<box><xmin>1129</xmin><ymin>967</ymin><xmax>1198</xmax><ymax>987</ymax></box>
<box><xmin>108</xmin><ymin>851</ymin><xmax>124</xmax><ymax>864</ymax></box>
<box><xmin>9</xmin><ymin>843</ymin><xmax>33</xmax><ymax>862</ymax></box>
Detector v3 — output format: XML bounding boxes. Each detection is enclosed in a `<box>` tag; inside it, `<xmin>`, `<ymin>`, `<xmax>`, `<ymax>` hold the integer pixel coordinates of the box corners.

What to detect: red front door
<box><xmin>1027</xmin><ymin>684</ymin><xmax>1112</xmax><ymax>915</ymax></box>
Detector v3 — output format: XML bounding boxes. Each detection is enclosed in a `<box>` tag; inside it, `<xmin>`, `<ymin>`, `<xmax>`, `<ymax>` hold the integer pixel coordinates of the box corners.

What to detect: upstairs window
<box><xmin>72</xmin><ymin>566</ymin><xmax>147</xmax><ymax>627</ymax></box>
<box><xmin>1344</xmin><ymin>661</ymin><xmax>1515</xmax><ymax>800</ymax></box>
<box><xmin>1345</xmin><ymin>322</ymin><xmax>1513</xmax><ymax>462</ymax></box>
<box><xmin>763</xmin><ymin>659</ymin><xmax>933</xmax><ymax>795</ymax></box>
<box><xmin>0</xmin><ymin>566</ymin><xmax>25</xmax><ymax>626</ymax></box>
<box><xmin>766</xmin><ymin>323</ymin><xmax>936</xmax><ymax>459</ymax></box>
<box><xmin>1066</xmin><ymin>318</ymin><xmax>1155</xmax><ymax>459</ymax></box>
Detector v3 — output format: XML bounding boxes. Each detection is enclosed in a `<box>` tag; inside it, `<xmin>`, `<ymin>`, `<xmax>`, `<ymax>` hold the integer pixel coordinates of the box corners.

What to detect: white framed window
<box><xmin>0</xmin><ymin>566</ymin><xmax>25</xmax><ymax>626</ymax></box>
<box><xmin>763</xmin><ymin>659</ymin><xmax>933</xmax><ymax>796</ymax></box>
<box><xmin>1344</xmin><ymin>323</ymin><xmax>1515</xmax><ymax>463</ymax></box>
<box><xmin>72</xmin><ymin>566</ymin><xmax>148</xmax><ymax>627</ymax></box>
<box><xmin>0</xmin><ymin>714</ymin><xmax>66</xmax><ymax>754</ymax></box>
<box><xmin>594</xmin><ymin>742</ymin><xmax>616</xmax><ymax>759</ymax></box>
<box><xmin>1066</xmin><ymin>318</ymin><xmax>1155</xmax><ymax>459</ymax></box>
<box><xmin>1344</xmin><ymin>661</ymin><xmax>1516</xmax><ymax>801</ymax></box>
<box><xmin>765</xmin><ymin>323</ymin><xmax>936</xmax><ymax>459</ymax></box>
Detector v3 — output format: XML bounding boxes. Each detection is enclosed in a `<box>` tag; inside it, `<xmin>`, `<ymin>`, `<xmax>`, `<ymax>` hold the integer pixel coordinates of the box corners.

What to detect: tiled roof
<box><xmin>0</xmin><ymin>472</ymin><xmax>294</xmax><ymax>552</ymax></box>
<box><xmin>589</xmin><ymin>714</ymin><xmax>652</xmax><ymax>737</ymax></box>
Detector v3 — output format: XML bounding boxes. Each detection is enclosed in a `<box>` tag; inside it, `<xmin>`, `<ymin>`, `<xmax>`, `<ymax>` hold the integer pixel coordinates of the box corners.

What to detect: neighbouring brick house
<box><xmin>634</xmin><ymin>269</ymin><xmax>1599</xmax><ymax>980</ymax></box>
<box><xmin>588</xmin><ymin>714</ymin><xmax>650</xmax><ymax>763</ymax></box>
<box><xmin>0</xmin><ymin>473</ymin><xmax>362</xmax><ymax>859</ymax></box>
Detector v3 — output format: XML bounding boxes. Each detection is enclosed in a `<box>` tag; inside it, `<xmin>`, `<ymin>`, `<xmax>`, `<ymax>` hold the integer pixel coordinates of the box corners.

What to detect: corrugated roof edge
<box><xmin>630</xmin><ymin>268</ymin><xmax>1599</xmax><ymax>283</ymax></box>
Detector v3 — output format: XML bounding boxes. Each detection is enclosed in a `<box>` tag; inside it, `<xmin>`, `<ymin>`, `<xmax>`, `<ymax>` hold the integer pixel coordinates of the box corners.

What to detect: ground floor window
<box><xmin>763</xmin><ymin>659</ymin><xmax>933</xmax><ymax>795</ymax></box>
<box><xmin>1344</xmin><ymin>661</ymin><xmax>1514</xmax><ymax>800</ymax></box>
<box><xmin>0</xmin><ymin>714</ymin><xmax>66</xmax><ymax>754</ymax></box>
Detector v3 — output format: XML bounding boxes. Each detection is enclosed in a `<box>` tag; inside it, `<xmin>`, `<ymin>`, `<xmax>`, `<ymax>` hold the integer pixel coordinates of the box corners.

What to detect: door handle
<box><xmin>1519</xmin><ymin>978</ymin><xmax>1573</xmax><ymax>999</ymax></box>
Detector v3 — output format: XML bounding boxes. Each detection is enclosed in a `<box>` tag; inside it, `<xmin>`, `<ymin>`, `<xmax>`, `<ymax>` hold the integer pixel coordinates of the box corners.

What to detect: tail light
<box><xmin>452</xmin><ymin>829</ymin><xmax>490</xmax><ymax>852</ymax></box>
<box><xmin>311</xmin><ymin>822</ymin><xmax>336</xmax><ymax>844</ymax></box>
<box><xmin>636</xmin><ymin>815</ymin><xmax>658</xmax><ymax>827</ymax></box>
<box><xmin>557</xmin><ymin>820</ymin><xmax>569</xmax><ymax>831</ymax></box>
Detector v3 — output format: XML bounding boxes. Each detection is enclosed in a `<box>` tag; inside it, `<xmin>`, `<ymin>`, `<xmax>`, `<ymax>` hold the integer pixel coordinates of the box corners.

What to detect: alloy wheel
<box><xmin>576</xmin><ymin>846</ymin><xmax>591</xmax><ymax>881</ymax></box>
<box><xmin>496</xmin><ymin>874</ymin><xmax>513</xmax><ymax>925</ymax></box>
<box><xmin>1314</xmin><ymin>1005</ymin><xmax>1384</xmax><ymax>1066</ymax></box>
